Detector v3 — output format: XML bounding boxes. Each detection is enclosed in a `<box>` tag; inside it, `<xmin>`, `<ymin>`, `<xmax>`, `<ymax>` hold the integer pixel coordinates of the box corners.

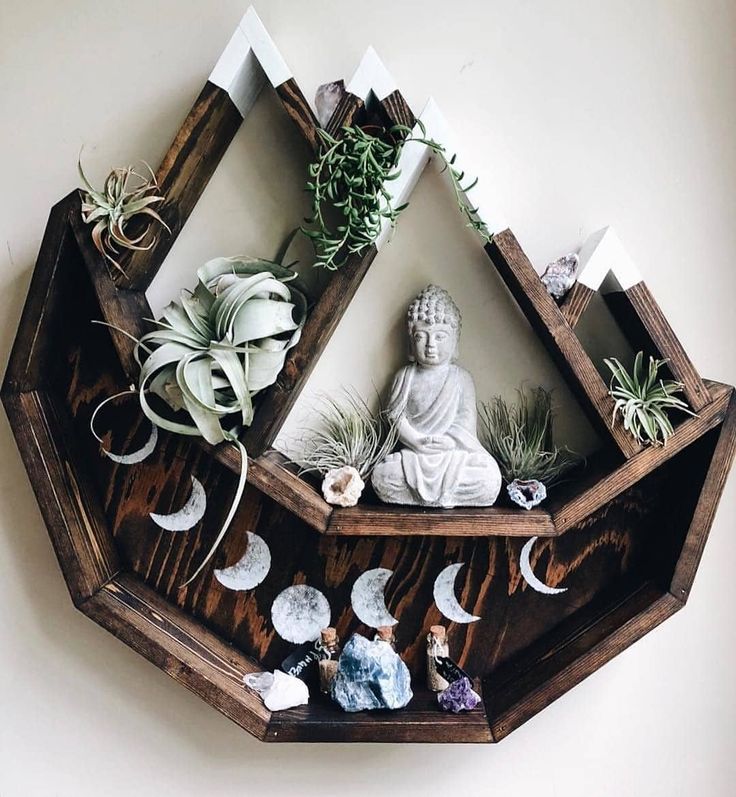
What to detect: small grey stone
<box><xmin>315</xmin><ymin>80</ymin><xmax>346</xmax><ymax>127</ymax></box>
<box><xmin>541</xmin><ymin>253</ymin><xmax>579</xmax><ymax>299</ymax></box>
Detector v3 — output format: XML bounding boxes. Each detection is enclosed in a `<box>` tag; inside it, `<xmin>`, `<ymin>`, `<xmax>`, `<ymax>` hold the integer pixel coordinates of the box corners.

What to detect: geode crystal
<box><xmin>330</xmin><ymin>633</ymin><xmax>413</xmax><ymax>712</ymax></box>
<box><xmin>437</xmin><ymin>676</ymin><xmax>481</xmax><ymax>713</ymax></box>
<box><xmin>541</xmin><ymin>253</ymin><xmax>579</xmax><ymax>299</ymax></box>
<box><xmin>507</xmin><ymin>478</ymin><xmax>547</xmax><ymax>510</ymax></box>
<box><xmin>321</xmin><ymin>465</ymin><xmax>365</xmax><ymax>507</ymax></box>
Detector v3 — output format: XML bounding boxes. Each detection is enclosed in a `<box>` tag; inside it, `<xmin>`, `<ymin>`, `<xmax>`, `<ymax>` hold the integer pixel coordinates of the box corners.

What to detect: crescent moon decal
<box><xmin>214</xmin><ymin>531</ymin><xmax>271</xmax><ymax>591</ymax></box>
<box><xmin>271</xmin><ymin>584</ymin><xmax>331</xmax><ymax>644</ymax></box>
<box><xmin>350</xmin><ymin>568</ymin><xmax>398</xmax><ymax>628</ymax></box>
<box><xmin>91</xmin><ymin>391</ymin><xmax>158</xmax><ymax>465</ymax></box>
<box><xmin>149</xmin><ymin>476</ymin><xmax>207</xmax><ymax>531</ymax></box>
<box><xmin>520</xmin><ymin>536</ymin><xmax>567</xmax><ymax>595</ymax></box>
<box><xmin>433</xmin><ymin>563</ymin><xmax>480</xmax><ymax>624</ymax></box>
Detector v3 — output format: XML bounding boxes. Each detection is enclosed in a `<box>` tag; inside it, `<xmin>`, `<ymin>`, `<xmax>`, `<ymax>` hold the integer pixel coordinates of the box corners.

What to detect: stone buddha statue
<box><xmin>371</xmin><ymin>285</ymin><xmax>502</xmax><ymax>509</ymax></box>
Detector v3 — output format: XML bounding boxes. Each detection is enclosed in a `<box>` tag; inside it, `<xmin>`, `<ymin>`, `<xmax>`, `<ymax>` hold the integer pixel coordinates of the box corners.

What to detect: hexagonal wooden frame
<box><xmin>3</xmin><ymin>8</ymin><xmax>735</xmax><ymax>743</ymax></box>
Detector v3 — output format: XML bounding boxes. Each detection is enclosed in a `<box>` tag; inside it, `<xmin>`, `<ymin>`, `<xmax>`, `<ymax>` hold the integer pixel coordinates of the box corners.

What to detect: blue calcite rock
<box><xmin>330</xmin><ymin>633</ymin><xmax>413</xmax><ymax>712</ymax></box>
<box><xmin>507</xmin><ymin>478</ymin><xmax>547</xmax><ymax>510</ymax></box>
<box><xmin>437</xmin><ymin>676</ymin><xmax>481</xmax><ymax>713</ymax></box>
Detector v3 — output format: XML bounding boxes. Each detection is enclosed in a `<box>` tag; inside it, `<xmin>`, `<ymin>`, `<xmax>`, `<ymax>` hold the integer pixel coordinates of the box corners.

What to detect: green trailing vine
<box><xmin>301</xmin><ymin>122</ymin><xmax>491</xmax><ymax>270</ymax></box>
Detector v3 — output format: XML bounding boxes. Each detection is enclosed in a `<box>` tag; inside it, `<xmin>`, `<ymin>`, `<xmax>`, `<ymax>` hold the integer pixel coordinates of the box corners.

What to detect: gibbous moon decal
<box><xmin>520</xmin><ymin>536</ymin><xmax>567</xmax><ymax>595</ymax></box>
<box><xmin>433</xmin><ymin>563</ymin><xmax>480</xmax><ymax>624</ymax></box>
<box><xmin>214</xmin><ymin>531</ymin><xmax>271</xmax><ymax>591</ymax></box>
<box><xmin>149</xmin><ymin>476</ymin><xmax>207</xmax><ymax>531</ymax></box>
<box><xmin>271</xmin><ymin>585</ymin><xmax>331</xmax><ymax>644</ymax></box>
<box><xmin>350</xmin><ymin>568</ymin><xmax>398</xmax><ymax>628</ymax></box>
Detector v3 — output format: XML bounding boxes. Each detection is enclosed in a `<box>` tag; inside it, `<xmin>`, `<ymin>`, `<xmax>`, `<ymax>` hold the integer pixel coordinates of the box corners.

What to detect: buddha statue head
<box><xmin>407</xmin><ymin>285</ymin><xmax>462</xmax><ymax>367</ymax></box>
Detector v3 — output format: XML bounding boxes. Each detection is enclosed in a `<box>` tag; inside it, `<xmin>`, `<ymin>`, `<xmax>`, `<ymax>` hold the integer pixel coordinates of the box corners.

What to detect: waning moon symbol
<box><xmin>433</xmin><ymin>563</ymin><xmax>480</xmax><ymax>624</ymax></box>
<box><xmin>214</xmin><ymin>531</ymin><xmax>271</xmax><ymax>591</ymax></box>
<box><xmin>271</xmin><ymin>584</ymin><xmax>331</xmax><ymax>644</ymax></box>
<box><xmin>350</xmin><ymin>568</ymin><xmax>398</xmax><ymax>628</ymax></box>
<box><xmin>103</xmin><ymin>423</ymin><xmax>158</xmax><ymax>464</ymax></box>
<box><xmin>149</xmin><ymin>476</ymin><xmax>207</xmax><ymax>531</ymax></box>
<box><xmin>520</xmin><ymin>536</ymin><xmax>567</xmax><ymax>595</ymax></box>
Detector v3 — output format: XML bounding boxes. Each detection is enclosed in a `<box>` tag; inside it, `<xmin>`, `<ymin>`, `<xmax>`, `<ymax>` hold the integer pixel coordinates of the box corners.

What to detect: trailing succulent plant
<box><xmin>94</xmin><ymin>256</ymin><xmax>307</xmax><ymax>584</ymax></box>
<box><xmin>78</xmin><ymin>157</ymin><xmax>169</xmax><ymax>275</ymax></box>
<box><xmin>301</xmin><ymin>122</ymin><xmax>490</xmax><ymax>270</ymax></box>
<box><xmin>478</xmin><ymin>385</ymin><xmax>582</xmax><ymax>486</ymax></box>
<box><xmin>298</xmin><ymin>388</ymin><xmax>399</xmax><ymax>480</ymax></box>
<box><xmin>604</xmin><ymin>352</ymin><xmax>695</xmax><ymax>446</ymax></box>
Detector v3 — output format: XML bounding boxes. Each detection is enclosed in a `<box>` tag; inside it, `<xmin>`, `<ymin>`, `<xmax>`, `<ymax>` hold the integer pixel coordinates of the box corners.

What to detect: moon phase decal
<box><xmin>214</xmin><ymin>531</ymin><xmax>271</xmax><ymax>591</ymax></box>
<box><xmin>520</xmin><ymin>536</ymin><xmax>567</xmax><ymax>595</ymax></box>
<box><xmin>149</xmin><ymin>476</ymin><xmax>207</xmax><ymax>531</ymax></box>
<box><xmin>271</xmin><ymin>585</ymin><xmax>331</xmax><ymax>644</ymax></box>
<box><xmin>350</xmin><ymin>568</ymin><xmax>398</xmax><ymax>628</ymax></box>
<box><xmin>433</xmin><ymin>563</ymin><xmax>480</xmax><ymax>624</ymax></box>
<box><xmin>103</xmin><ymin>423</ymin><xmax>158</xmax><ymax>464</ymax></box>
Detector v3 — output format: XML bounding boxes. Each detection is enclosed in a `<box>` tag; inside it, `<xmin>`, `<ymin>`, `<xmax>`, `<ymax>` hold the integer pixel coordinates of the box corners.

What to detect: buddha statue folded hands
<box><xmin>371</xmin><ymin>285</ymin><xmax>502</xmax><ymax>509</ymax></box>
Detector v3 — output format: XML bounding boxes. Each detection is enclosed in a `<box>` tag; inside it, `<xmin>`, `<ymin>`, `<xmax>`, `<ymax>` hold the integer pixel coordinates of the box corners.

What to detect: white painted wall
<box><xmin>1</xmin><ymin>1</ymin><xmax>735</xmax><ymax>794</ymax></box>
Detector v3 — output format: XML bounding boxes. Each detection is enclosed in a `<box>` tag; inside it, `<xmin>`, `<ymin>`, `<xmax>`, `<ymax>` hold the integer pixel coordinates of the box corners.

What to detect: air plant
<box><xmin>478</xmin><ymin>386</ymin><xmax>582</xmax><ymax>485</ymax></box>
<box><xmin>93</xmin><ymin>256</ymin><xmax>307</xmax><ymax>585</ymax></box>
<box><xmin>301</xmin><ymin>122</ymin><xmax>490</xmax><ymax>270</ymax></box>
<box><xmin>298</xmin><ymin>389</ymin><xmax>399</xmax><ymax>480</ymax></box>
<box><xmin>604</xmin><ymin>352</ymin><xmax>696</xmax><ymax>446</ymax></box>
<box><xmin>78</xmin><ymin>156</ymin><xmax>169</xmax><ymax>276</ymax></box>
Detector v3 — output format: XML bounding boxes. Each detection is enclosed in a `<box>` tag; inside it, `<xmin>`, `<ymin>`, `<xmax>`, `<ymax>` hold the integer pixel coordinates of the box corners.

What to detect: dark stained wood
<box><xmin>3</xmin><ymin>192</ymin><xmax>79</xmax><ymax>393</ymax></box>
<box><xmin>3</xmin><ymin>390</ymin><xmax>119</xmax><ymax>604</ymax></box>
<box><xmin>559</xmin><ymin>281</ymin><xmax>594</xmax><ymax>328</ymax></box>
<box><xmin>81</xmin><ymin>574</ymin><xmax>270</xmax><ymax>739</ymax></box>
<box><xmin>267</xmin><ymin>681</ymin><xmax>491</xmax><ymax>743</ymax></box>
<box><xmin>243</xmin><ymin>246</ymin><xmax>379</xmax><ymax>456</ymax></box>
<box><xmin>327</xmin><ymin>503</ymin><xmax>555</xmax><ymax>537</ymax></box>
<box><xmin>486</xmin><ymin>230</ymin><xmax>641</xmax><ymax>459</ymax></box>
<box><xmin>325</xmin><ymin>92</ymin><xmax>365</xmax><ymax>137</ymax></box>
<box><xmin>486</xmin><ymin>583</ymin><xmax>681</xmax><ymax>740</ymax></box>
<box><xmin>605</xmin><ymin>282</ymin><xmax>711</xmax><ymax>411</ymax></box>
<box><xmin>119</xmin><ymin>83</ymin><xmax>244</xmax><ymax>290</ymax></box>
<box><xmin>550</xmin><ymin>381</ymin><xmax>733</xmax><ymax>533</ymax></box>
<box><xmin>380</xmin><ymin>90</ymin><xmax>416</xmax><ymax>128</ymax></box>
<box><xmin>275</xmin><ymin>78</ymin><xmax>321</xmax><ymax>152</ymax></box>
<box><xmin>670</xmin><ymin>390</ymin><xmax>736</xmax><ymax>600</ymax></box>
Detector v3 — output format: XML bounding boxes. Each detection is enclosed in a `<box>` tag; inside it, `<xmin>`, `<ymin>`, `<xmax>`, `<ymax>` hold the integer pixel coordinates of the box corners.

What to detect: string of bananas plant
<box><xmin>301</xmin><ymin>122</ymin><xmax>491</xmax><ymax>270</ymax></box>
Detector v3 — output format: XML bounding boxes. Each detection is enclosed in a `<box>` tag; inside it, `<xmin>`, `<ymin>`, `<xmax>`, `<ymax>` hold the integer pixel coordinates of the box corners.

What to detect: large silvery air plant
<box><xmin>118</xmin><ymin>257</ymin><xmax>306</xmax><ymax>584</ymax></box>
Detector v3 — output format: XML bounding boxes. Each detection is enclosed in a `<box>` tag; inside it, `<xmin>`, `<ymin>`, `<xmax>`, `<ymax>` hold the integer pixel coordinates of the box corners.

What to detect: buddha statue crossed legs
<box><xmin>371</xmin><ymin>285</ymin><xmax>502</xmax><ymax>509</ymax></box>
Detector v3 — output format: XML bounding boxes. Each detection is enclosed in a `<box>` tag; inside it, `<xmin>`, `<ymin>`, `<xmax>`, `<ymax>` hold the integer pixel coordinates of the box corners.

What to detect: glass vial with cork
<box><xmin>427</xmin><ymin>625</ymin><xmax>450</xmax><ymax>692</ymax></box>
<box><xmin>318</xmin><ymin>627</ymin><xmax>341</xmax><ymax>695</ymax></box>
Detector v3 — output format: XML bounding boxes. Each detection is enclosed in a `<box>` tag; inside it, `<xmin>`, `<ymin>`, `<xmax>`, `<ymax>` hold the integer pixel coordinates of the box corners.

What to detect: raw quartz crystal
<box><xmin>541</xmin><ymin>253</ymin><xmax>579</xmax><ymax>300</ymax></box>
<box><xmin>315</xmin><ymin>79</ymin><xmax>346</xmax><ymax>127</ymax></box>
<box><xmin>437</xmin><ymin>676</ymin><xmax>481</xmax><ymax>713</ymax></box>
<box><xmin>321</xmin><ymin>465</ymin><xmax>365</xmax><ymax>507</ymax></box>
<box><xmin>330</xmin><ymin>633</ymin><xmax>413</xmax><ymax>712</ymax></box>
<box><xmin>507</xmin><ymin>478</ymin><xmax>547</xmax><ymax>510</ymax></box>
<box><xmin>243</xmin><ymin>670</ymin><xmax>309</xmax><ymax>712</ymax></box>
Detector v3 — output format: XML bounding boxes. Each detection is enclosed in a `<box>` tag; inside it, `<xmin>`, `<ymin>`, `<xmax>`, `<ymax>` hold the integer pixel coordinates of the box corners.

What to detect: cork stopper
<box><xmin>321</xmin><ymin>627</ymin><xmax>337</xmax><ymax>645</ymax></box>
<box><xmin>375</xmin><ymin>626</ymin><xmax>395</xmax><ymax>642</ymax></box>
<box><xmin>429</xmin><ymin>625</ymin><xmax>447</xmax><ymax>643</ymax></box>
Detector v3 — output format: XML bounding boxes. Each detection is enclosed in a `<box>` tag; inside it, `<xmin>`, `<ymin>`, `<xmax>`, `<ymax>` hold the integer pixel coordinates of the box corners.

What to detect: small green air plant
<box><xmin>78</xmin><ymin>156</ymin><xmax>169</xmax><ymax>276</ymax></box>
<box><xmin>478</xmin><ymin>386</ymin><xmax>582</xmax><ymax>486</ymax></box>
<box><xmin>604</xmin><ymin>352</ymin><xmax>696</xmax><ymax>446</ymax></box>
<box><xmin>298</xmin><ymin>389</ymin><xmax>399</xmax><ymax>480</ymax></box>
<box><xmin>91</xmin><ymin>257</ymin><xmax>307</xmax><ymax>586</ymax></box>
<box><xmin>301</xmin><ymin>122</ymin><xmax>490</xmax><ymax>270</ymax></box>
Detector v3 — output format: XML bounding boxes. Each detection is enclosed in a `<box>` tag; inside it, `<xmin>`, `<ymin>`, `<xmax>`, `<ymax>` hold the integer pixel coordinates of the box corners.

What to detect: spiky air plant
<box><xmin>604</xmin><ymin>352</ymin><xmax>696</xmax><ymax>446</ymax></box>
<box><xmin>93</xmin><ymin>256</ymin><xmax>307</xmax><ymax>585</ymax></box>
<box><xmin>479</xmin><ymin>386</ymin><xmax>582</xmax><ymax>485</ymax></box>
<box><xmin>301</xmin><ymin>122</ymin><xmax>490</xmax><ymax>271</ymax></box>
<box><xmin>78</xmin><ymin>157</ymin><xmax>169</xmax><ymax>276</ymax></box>
<box><xmin>298</xmin><ymin>389</ymin><xmax>399</xmax><ymax>480</ymax></box>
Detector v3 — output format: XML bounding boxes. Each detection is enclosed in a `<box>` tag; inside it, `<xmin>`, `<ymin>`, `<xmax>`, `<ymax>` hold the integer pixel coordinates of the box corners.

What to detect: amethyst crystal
<box><xmin>507</xmin><ymin>478</ymin><xmax>547</xmax><ymax>510</ymax></box>
<box><xmin>437</xmin><ymin>676</ymin><xmax>481</xmax><ymax>713</ymax></box>
<box><xmin>541</xmin><ymin>253</ymin><xmax>579</xmax><ymax>300</ymax></box>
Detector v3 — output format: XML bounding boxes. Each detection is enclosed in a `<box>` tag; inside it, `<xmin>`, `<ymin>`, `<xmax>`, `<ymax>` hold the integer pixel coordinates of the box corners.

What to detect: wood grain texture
<box><xmin>559</xmin><ymin>282</ymin><xmax>594</xmax><ymax>328</ymax></box>
<box><xmin>267</xmin><ymin>681</ymin><xmax>491</xmax><ymax>743</ymax></box>
<box><xmin>606</xmin><ymin>282</ymin><xmax>711</xmax><ymax>410</ymax></box>
<box><xmin>119</xmin><ymin>82</ymin><xmax>244</xmax><ymax>290</ymax></box>
<box><xmin>275</xmin><ymin>78</ymin><xmax>321</xmax><ymax>152</ymax></box>
<box><xmin>81</xmin><ymin>574</ymin><xmax>270</xmax><ymax>739</ymax></box>
<box><xmin>380</xmin><ymin>90</ymin><xmax>416</xmax><ymax>128</ymax></box>
<box><xmin>325</xmin><ymin>92</ymin><xmax>365</xmax><ymax>137</ymax></box>
<box><xmin>486</xmin><ymin>230</ymin><xmax>641</xmax><ymax>459</ymax></box>
<box><xmin>550</xmin><ymin>381</ymin><xmax>733</xmax><ymax>532</ymax></box>
<box><xmin>670</xmin><ymin>390</ymin><xmax>736</xmax><ymax>600</ymax></box>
